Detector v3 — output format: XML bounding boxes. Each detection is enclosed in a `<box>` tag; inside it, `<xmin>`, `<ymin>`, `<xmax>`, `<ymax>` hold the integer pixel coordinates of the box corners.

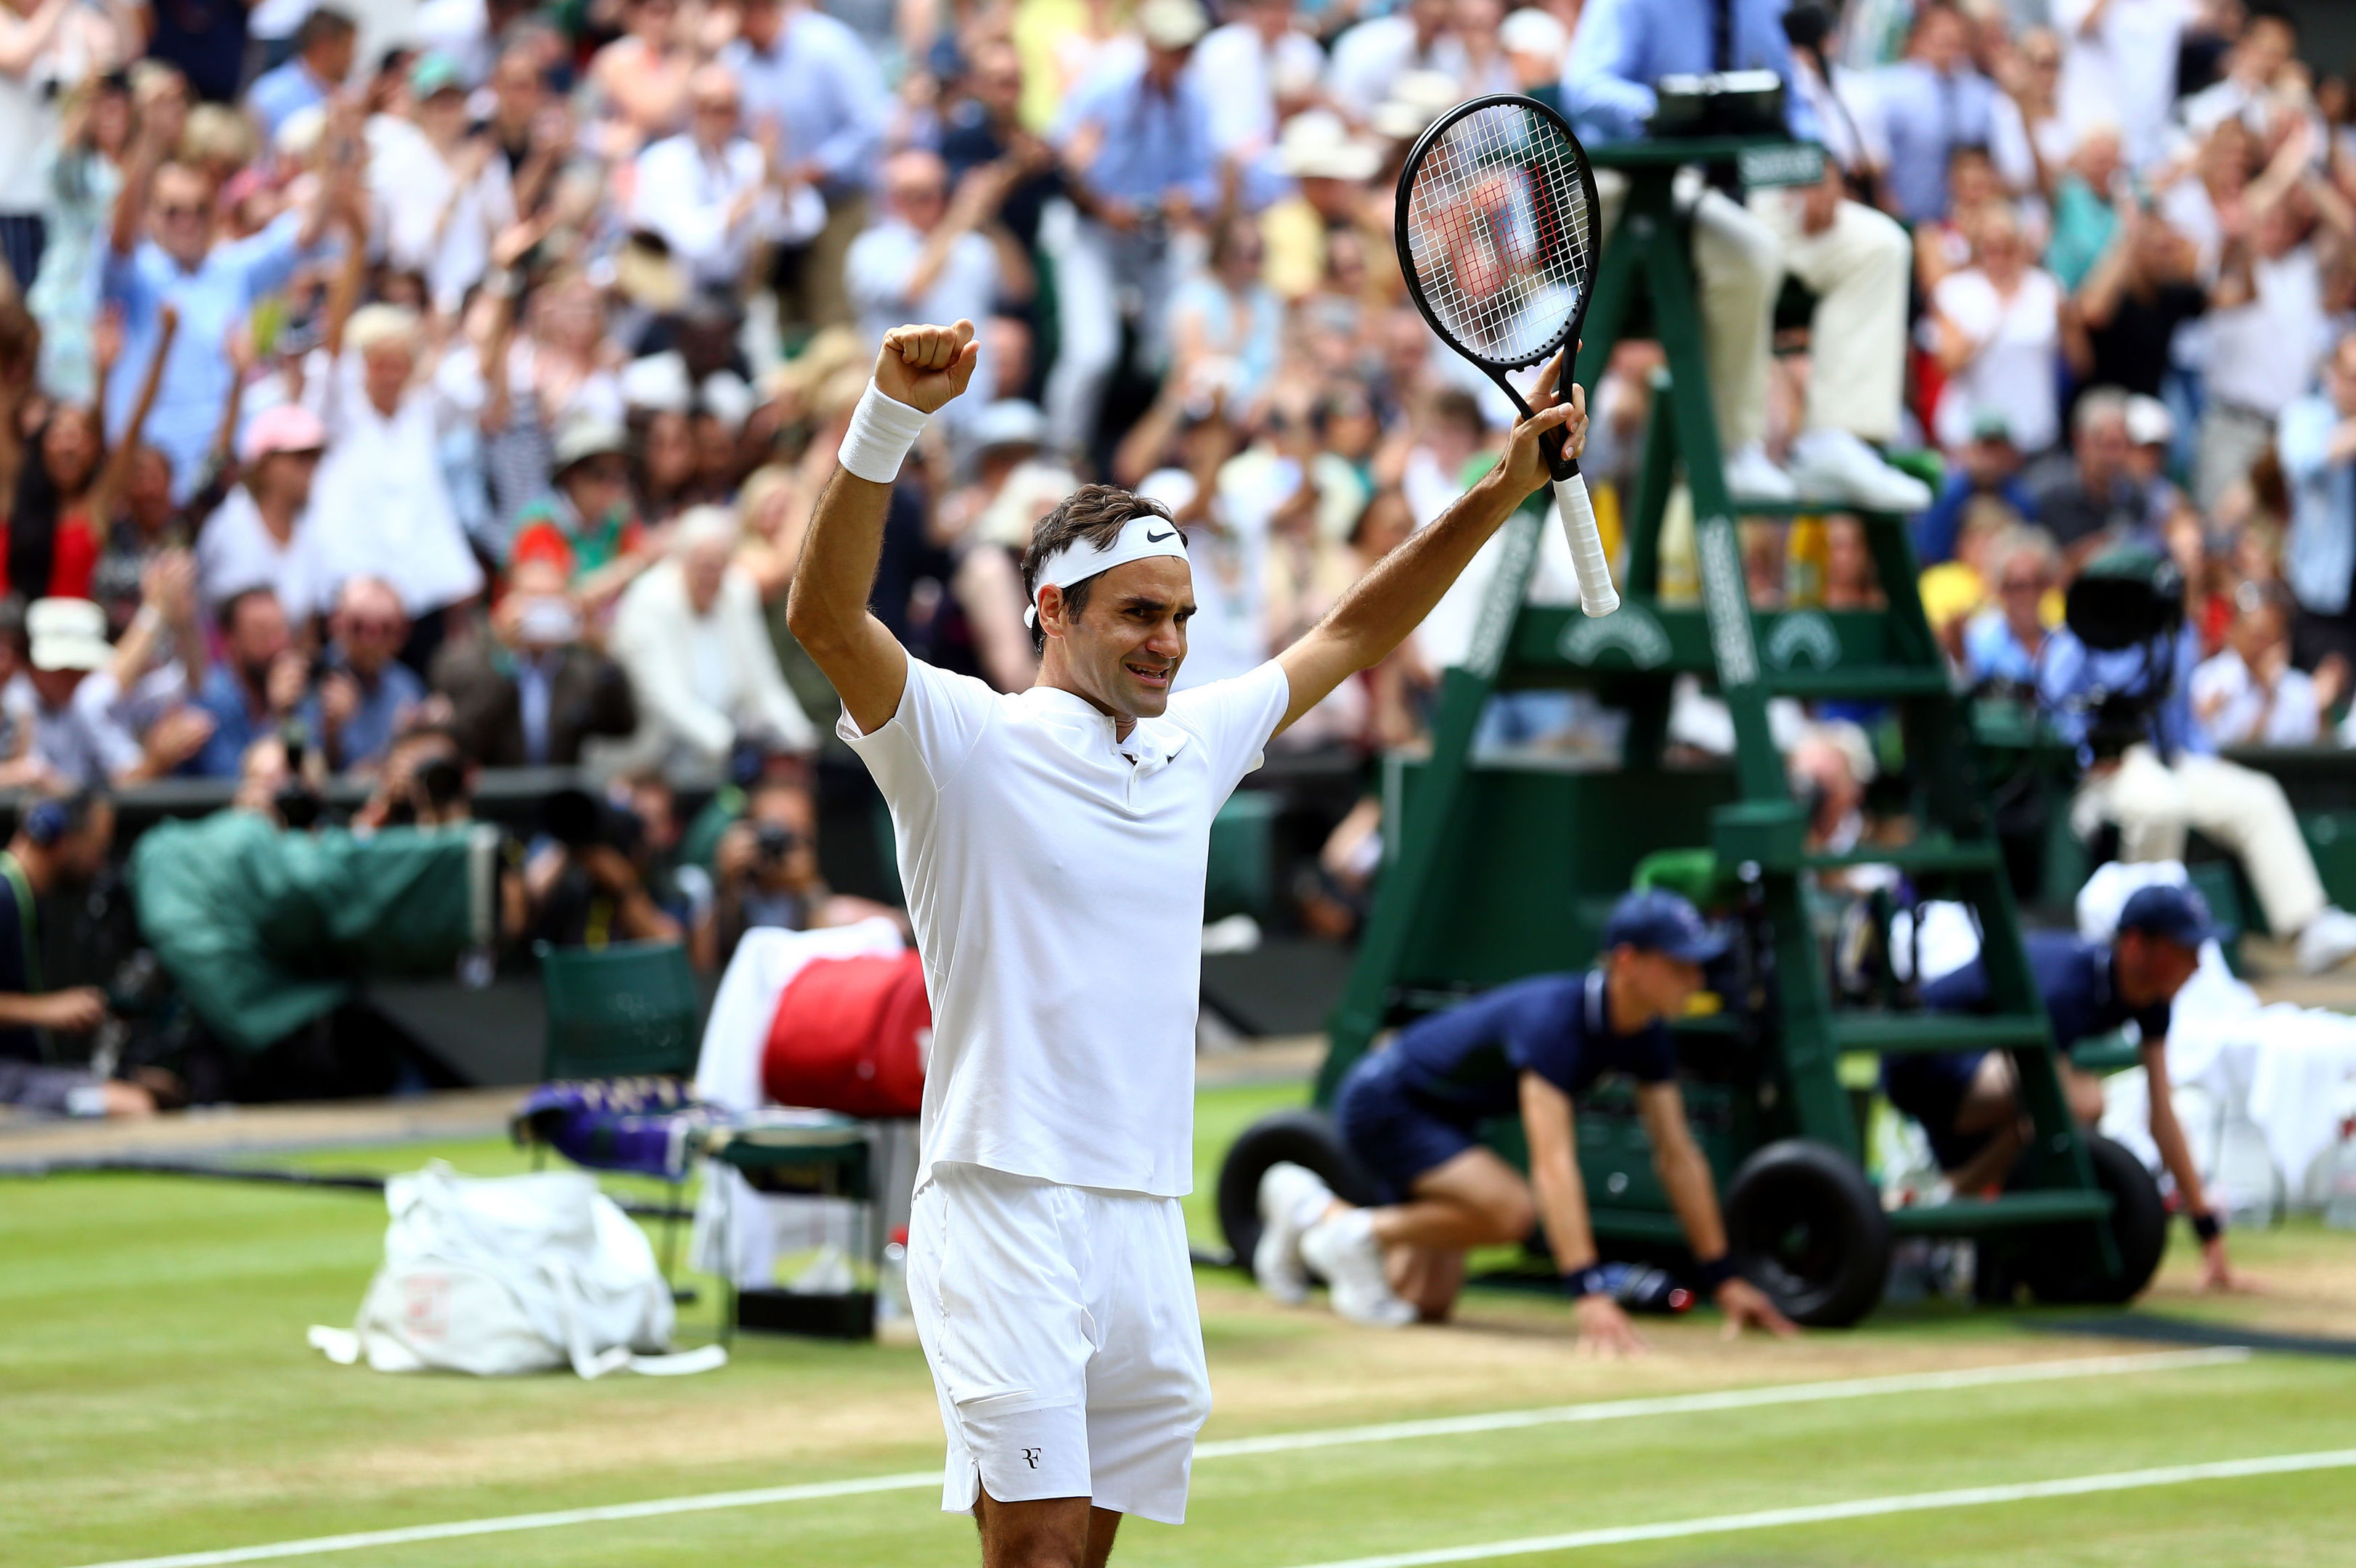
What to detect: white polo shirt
<box><xmin>841</xmin><ymin>657</ymin><xmax>1292</xmax><ymax>1198</ymax></box>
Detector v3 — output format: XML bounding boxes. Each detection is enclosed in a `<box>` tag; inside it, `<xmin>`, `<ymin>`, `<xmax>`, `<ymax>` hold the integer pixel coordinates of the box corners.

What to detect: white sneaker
<box><xmin>2296</xmin><ymin>907</ymin><xmax>2356</xmax><ymax>973</ymax></box>
<box><xmin>1252</xmin><ymin>1161</ymin><xmax>1331</xmax><ymax>1306</ymax></box>
<box><xmin>1300</xmin><ymin>1209</ymin><xmax>1416</xmax><ymax>1327</ymax></box>
<box><xmin>1724</xmin><ymin>443</ymin><xmax>1799</xmax><ymax>504</ymax></box>
<box><xmin>1789</xmin><ymin>428</ymin><xmax>1933</xmax><ymax>513</ymax></box>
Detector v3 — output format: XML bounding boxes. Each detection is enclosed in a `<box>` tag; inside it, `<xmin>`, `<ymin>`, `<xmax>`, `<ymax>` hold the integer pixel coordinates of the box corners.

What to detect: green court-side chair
<box><xmin>530</xmin><ymin>939</ymin><xmax>704</xmax><ymax>1292</ymax></box>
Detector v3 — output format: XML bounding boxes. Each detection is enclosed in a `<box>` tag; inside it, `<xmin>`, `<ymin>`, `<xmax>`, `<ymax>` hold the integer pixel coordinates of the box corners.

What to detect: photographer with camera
<box><xmin>2042</xmin><ymin>545</ymin><xmax>2356</xmax><ymax>974</ymax></box>
<box><xmin>0</xmin><ymin>793</ymin><xmax>172</xmax><ymax>1118</ymax></box>
<box><xmin>521</xmin><ymin>783</ymin><xmax>684</xmax><ymax>952</ymax></box>
<box><xmin>709</xmin><ymin>774</ymin><xmax>897</xmax><ymax>968</ymax></box>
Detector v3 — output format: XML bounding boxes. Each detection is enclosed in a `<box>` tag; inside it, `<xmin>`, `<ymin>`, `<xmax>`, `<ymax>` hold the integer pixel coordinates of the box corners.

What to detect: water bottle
<box><xmin>877</xmin><ymin>1228</ymin><xmax>913</xmax><ymax>1322</ymax></box>
<box><xmin>2326</xmin><ymin>1121</ymin><xmax>2356</xmax><ymax>1231</ymax></box>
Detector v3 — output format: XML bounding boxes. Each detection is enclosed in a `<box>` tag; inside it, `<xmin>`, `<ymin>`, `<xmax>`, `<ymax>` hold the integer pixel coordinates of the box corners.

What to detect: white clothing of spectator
<box><xmin>307</xmin><ymin>306</ymin><xmax>486</xmax><ymax>622</ymax></box>
<box><xmin>2196</xmin><ymin>177</ymin><xmax>2343</xmax><ymax>510</ymax></box>
<box><xmin>341</xmin><ymin>0</ymin><xmax>428</xmax><ymax>98</ymax></box>
<box><xmin>1324</xmin><ymin>0</ymin><xmax>1472</xmax><ymax>125</ymax></box>
<box><xmin>0</xmin><ymin>0</ymin><xmax>69</xmax><ymax>293</ymax></box>
<box><xmin>629</xmin><ymin>65</ymin><xmax>823</xmax><ymax>293</ymax></box>
<box><xmin>1187</xmin><ymin>0</ymin><xmax>1324</xmax><ymax>158</ymax></box>
<box><xmin>365</xmin><ymin>54</ymin><xmax>516</xmax><ymax>317</ymax></box>
<box><xmin>195</xmin><ymin>404</ymin><xmax>328</xmax><ymax>616</ymax></box>
<box><xmin>432</xmin><ymin>330</ymin><xmax>629</xmax><ymax>462</ymax></box>
<box><xmin>1929</xmin><ymin>209</ymin><xmax>2064</xmax><ymax>456</ymax></box>
<box><xmin>2053</xmin><ymin>0</ymin><xmax>2191</xmax><ymax>170</ymax></box>
<box><xmin>2176</xmin><ymin>7</ymin><xmax>2312</xmax><ymax>152</ymax></box>
<box><xmin>2155</xmin><ymin>166</ymin><xmax>2228</xmax><ymax>282</ymax></box>
<box><xmin>2204</xmin><ymin>245</ymin><xmax>2326</xmax><ymax>418</ymax></box>
<box><xmin>2193</xmin><ymin>647</ymin><xmax>2320</xmax><ymax>748</ymax></box>
<box><xmin>192</xmin><ymin>486</ymin><xmax>313</xmax><ymax>617</ymax></box>
<box><xmin>2195</xmin><ymin>586</ymin><xmax>2340</xmax><ymax>748</ymax></box>
<box><xmin>410</xmin><ymin>0</ymin><xmax>500</xmax><ymax>86</ymax></box>
<box><xmin>610</xmin><ymin>506</ymin><xmax>817</xmax><ymax>764</ymax></box>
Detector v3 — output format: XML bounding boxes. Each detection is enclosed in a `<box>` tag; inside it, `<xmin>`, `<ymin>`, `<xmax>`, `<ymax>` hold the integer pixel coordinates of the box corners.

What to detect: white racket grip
<box><xmin>1553</xmin><ymin>473</ymin><xmax>1619</xmax><ymax>617</ymax></box>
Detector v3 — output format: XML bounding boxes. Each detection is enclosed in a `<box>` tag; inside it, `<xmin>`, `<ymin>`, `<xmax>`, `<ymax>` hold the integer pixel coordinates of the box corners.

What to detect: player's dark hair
<box><xmin>1020</xmin><ymin>484</ymin><xmax>1179</xmax><ymax>650</ymax></box>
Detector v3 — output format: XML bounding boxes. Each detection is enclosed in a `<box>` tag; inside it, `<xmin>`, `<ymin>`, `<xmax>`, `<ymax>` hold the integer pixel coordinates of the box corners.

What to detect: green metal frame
<box><xmin>1321</xmin><ymin>139</ymin><xmax>2120</xmax><ymax>1278</ymax></box>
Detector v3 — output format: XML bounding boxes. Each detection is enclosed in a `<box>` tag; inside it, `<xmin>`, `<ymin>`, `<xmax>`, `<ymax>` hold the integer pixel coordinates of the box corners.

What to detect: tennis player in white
<box><xmin>788</xmin><ymin>319</ymin><xmax>1586</xmax><ymax>1568</ymax></box>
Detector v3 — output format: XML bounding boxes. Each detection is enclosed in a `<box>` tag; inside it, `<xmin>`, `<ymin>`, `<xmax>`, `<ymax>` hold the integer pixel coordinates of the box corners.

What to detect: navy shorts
<box><xmin>1881</xmin><ymin>1050</ymin><xmax>1992</xmax><ymax>1172</ymax></box>
<box><xmin>1334</xmin><ymin>1053</ymin><xmax>1480</xmax><ymax>1204</ymax></box>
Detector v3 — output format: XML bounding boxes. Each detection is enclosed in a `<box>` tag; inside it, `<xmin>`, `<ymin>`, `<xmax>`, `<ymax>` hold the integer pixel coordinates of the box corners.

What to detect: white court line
<box><xmin>1279</xmin><ymin>1447</ymin><xmax>2356</xmax><ymax>1568</ymax></box>
<box><xmin>56</xmin><ymin>1347</ymin><xmax>2249</xmax><ymax>1568</ymax></box>
<box><xmin>1191</xmin><ymin>1346</ymin><xmax>2246</xmax><ymax>1458</ymax></box>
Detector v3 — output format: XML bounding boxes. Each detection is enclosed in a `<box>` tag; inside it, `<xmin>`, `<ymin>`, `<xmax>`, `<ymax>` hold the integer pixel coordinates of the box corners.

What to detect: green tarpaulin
<box><xmin>131</xmin><ymin>812</ymin><xmax>497</xmax><ymax>1053</ymax></box>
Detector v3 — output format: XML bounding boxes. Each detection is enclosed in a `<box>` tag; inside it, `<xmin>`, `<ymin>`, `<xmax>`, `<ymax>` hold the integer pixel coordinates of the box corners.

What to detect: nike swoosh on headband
<box><xmin>1024</xmin><ymin>512</ymin><xmax>1194</xmax><ymax>626</ymax></box>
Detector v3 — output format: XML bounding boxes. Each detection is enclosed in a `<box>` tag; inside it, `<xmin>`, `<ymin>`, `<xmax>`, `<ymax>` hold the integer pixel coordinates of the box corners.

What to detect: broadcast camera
<box><xmin>2053</xmin><ymin>545</ymin><xmax>2186</xmax><ymax>763</ymax></box>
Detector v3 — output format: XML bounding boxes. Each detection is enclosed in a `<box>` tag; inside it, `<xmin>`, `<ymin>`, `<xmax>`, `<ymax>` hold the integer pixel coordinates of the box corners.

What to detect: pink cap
<box><xmin>238</xmin><ymin>404</ymin><xmax>327</xmax><ymax>465</ymax></box>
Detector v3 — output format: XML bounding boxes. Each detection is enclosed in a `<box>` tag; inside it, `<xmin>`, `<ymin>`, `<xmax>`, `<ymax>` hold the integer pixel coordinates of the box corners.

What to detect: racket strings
<box><xmin>1404</xmin><ymin>103</ymin><xmax>1595</xmax><ymax>367</ymax></box>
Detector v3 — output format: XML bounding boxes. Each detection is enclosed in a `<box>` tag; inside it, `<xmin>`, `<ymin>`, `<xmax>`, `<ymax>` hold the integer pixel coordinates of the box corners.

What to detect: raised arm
<box><xmin>0</xmin><ymin>0</ymin><xmax>71</xmax><ymax>79</ymax></box>
<box><xmin>1274</xmin><ymin>354</ymin><xmax>1583</xmax><ymax>735</ymax></box>
<box><xmin>785</xmin><ymin>320</ymin><xmax>979</xmax><ymax>734</ymax></box>
<box><xmin>110</xmin><ymin>122</ymin><xmax>163</xmax><ymax>259</ymax></box>
<box><xmin>88</xmin><ymin>302</ymin><xmax>177</xmax><ymax>523</ymax></box>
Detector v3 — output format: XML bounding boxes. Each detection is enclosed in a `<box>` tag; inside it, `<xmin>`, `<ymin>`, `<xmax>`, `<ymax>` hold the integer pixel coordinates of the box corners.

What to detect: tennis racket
<box><xmin>1395</xmin><ymin>93</ymin><xmax>1616</xmax><ymax>618</ymax></box>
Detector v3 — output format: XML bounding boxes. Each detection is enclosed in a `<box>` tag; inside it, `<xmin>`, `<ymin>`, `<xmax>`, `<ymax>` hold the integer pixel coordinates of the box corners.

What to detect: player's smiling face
<box><xmin>1051</xmin><ymin>556</ymin><xmax>1195</xmax><ymax>723</ymax></box>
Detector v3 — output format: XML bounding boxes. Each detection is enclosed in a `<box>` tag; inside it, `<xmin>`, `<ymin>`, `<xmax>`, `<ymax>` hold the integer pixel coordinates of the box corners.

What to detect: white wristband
<box><xmin>837</xmin><ymin>382</ymin><xmax>930</xmax><ymax>483</ymax></box>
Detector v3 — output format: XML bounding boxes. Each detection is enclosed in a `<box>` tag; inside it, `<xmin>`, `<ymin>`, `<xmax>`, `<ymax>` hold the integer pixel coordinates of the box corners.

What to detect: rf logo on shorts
<box><xmin>1021</xmin><ymin>1447</ymin><xmax>1042</xmax><ymax>1469</ymax></box>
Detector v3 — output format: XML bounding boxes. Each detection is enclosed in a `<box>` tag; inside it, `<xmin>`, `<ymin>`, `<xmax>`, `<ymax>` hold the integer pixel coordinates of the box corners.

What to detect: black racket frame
<box><xmin>1392</xmin><ymin>91</ymin><xmax>1602</xmax><ymax>483</ymax></box>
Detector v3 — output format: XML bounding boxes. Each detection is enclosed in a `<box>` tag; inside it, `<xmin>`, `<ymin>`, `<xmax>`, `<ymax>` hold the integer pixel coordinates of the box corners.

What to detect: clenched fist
<box><xmin>875</xmin><ymin>320</ymin><xmax>981</xmax><ymax>414</ymax></box>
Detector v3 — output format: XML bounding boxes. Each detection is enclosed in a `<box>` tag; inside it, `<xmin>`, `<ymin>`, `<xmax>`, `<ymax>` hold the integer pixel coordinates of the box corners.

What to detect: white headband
<box><xmin>1024</xmin><ymin>513</ymin><xmax>1190</xmax><ymax>627</ymax></box>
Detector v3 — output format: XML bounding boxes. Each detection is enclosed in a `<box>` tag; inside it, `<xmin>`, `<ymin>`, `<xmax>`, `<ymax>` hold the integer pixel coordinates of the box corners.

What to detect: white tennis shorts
<box><xmin>905</xmin><ymin>1161</ymin><xmax>1212</xmax><ymax>1525</ymax></box>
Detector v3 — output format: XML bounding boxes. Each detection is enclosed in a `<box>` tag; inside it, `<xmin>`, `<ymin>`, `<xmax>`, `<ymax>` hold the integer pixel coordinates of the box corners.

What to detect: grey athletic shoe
<box><xmin>1300</xmin><ymin>1208</ymin><xmax>1416</xmax><ymax>1328</ymax></box>
<box><xmin>1254</xmin><ymin>1161</ymin><xmax>1330</xmax><ymax>1306</ymax></box>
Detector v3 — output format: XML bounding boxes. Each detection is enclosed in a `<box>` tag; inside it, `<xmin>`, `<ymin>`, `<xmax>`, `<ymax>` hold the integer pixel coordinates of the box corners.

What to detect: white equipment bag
<box><xmin>309</xmin><ymin>1162</ymin><xmax>722</xmax><ymax>1378</ymax></box>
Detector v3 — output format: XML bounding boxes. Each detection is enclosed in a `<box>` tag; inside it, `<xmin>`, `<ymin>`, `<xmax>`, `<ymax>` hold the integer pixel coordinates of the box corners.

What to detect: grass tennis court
<box><xmin>8</xmin><ymin>1077</ymin><xmax>2355</xmax><ymax>1568</ymax></box>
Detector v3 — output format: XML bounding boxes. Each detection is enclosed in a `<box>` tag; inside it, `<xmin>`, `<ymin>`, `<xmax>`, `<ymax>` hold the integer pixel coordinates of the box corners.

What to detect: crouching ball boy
<box><xmin>1258</xmin><ymin>889</ymin><xmax>1798</xmax><ymax>1356</ymax></box>
<box><xmin>786</xmin><ymin>319</ymin><xmax>1586</xmax><ymax>1567</ymax></box>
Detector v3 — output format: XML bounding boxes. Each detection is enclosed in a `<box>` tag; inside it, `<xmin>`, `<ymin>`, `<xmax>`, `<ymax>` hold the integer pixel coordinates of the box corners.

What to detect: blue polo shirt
<box><xmin>1387</xmin><ymin>971</ymin><xmax>1679</xmax><ymax>1121</ymax></box>
<box><xmin>247</xmin><ymin>58</ymin><xmax>332</xmax><ymax>142</ymax></box>
<box><xmin>1920</xmin><ymin>930</ymin><xmax>2172</xmax><ymax>1052</ymax></box>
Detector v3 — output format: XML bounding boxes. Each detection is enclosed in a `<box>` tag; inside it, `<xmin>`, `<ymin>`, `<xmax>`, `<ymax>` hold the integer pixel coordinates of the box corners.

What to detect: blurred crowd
<box><xmin>4</xmin><ymin>0</ymin><xmax>2356</xmax><ymax>895</ymax></box>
